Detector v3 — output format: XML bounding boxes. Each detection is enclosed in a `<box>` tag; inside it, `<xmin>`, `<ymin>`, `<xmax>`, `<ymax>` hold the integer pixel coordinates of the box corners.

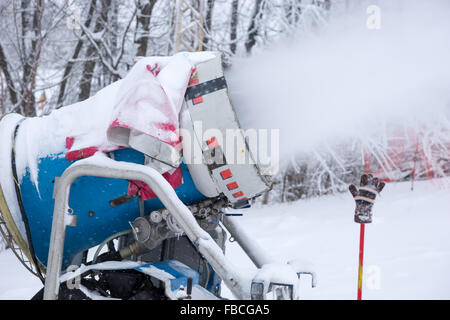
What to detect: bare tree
<box><xmin>202</xmin><ymin>0</ymin><xmax>214</xmax><ymax>50</ymax></box>
<box><xmin>230</xmin><ymin>0</ymin><xmax>239</xmax><ymax>54</ymax></box>
<box><xmin>0</xmin><ymin>0</ymin><xmax>334</xmax><ymax>116</ymax></box>
<box><xmin>135</xmin><ymin>0</ymin><xmax>158</xmax><ymax>57</ymax></box>
<box><xmin>16</xmin><ymin>0</ymin><xmax>44</xmax><ymax>116</ymax></box>
<box><xmin>78</xmin><ymin>0</ymin><xmax>112</xmax><ymax>101</ymax></box>
<box><xmin>0</xmin><ymin>44</ymin><xmax>18</xmax><ymax>106</ymax></box>
<box><xmin>245</xmin><ymin>0</ymin><xmax>264</xmax><ymax>54</ymax></box>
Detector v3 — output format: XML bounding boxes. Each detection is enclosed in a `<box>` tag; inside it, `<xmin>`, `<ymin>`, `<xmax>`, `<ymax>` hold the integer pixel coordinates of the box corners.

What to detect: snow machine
<box><xmin>0</xmin><ymin>52</ymin><xmax>316</xmax><ymax>300</ymax></box>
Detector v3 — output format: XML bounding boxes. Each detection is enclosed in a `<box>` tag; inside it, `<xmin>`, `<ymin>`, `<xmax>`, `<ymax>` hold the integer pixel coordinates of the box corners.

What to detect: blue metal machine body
<box><xmin>20</xmin><ymin>148</ymin><xmax>206</xmax><ymax>269</ymax></box>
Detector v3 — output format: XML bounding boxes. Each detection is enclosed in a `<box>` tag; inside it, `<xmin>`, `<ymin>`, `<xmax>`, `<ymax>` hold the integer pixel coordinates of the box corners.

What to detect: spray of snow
<box><xmin>228</xmin><ymin>0</ymin><xmax>450</xmax><ymax>158</ymax></box>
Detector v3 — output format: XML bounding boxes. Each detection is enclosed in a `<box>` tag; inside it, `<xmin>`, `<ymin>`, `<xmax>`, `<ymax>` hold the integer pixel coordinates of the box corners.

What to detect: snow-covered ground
<box><xmin>222</xmin><ymin>178</ymin><xmax>450</xmax><ymax>300</ymax></box>
<box><xmin>0</xmin><ymin>179</ymin><xmax>449</xmax><ymax>299</ymax></box>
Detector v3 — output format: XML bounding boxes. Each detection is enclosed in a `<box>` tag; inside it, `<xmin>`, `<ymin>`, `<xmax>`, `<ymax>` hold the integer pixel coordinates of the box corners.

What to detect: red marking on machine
<box><xmin>192</xmin><ymin>96</ymin><xmax>203</xmax><ymax>104</ymax></box>
<box><xmin>207</xmin><ymin>137</ymin><xmax>219</xmax><ymax>149</ymax></box>
<box><xmin>220</xmin><ymin>169</ymin><xmax>232</xmax><ymax>180</ymax></box>
<box><xmin>155</xmin><ymin>122</ymin><xmax>176</xmax><ymax>132</ymax></box>
<box><xmin>128</xmin><ymin>166</ymin><xmax>183</xmax><ymax>200</ymax></box>
<box><xmin>232</xmin><ymin>191</ymin><xmax>244</xmax><ymax>198</ymax></box>
<box><xmin>189</xmin><ymin>71</ymin><xmax>199</xmax><ymax>86</ymax></box>
<box><xmin>65</xmin><ymin>147</ymin><xmax>99</xmax><ymax>162</ymax></box>
<box><xmin>226</xmin><ymin>182</ymin><xmax>238</xmax><ymax>190</ymax></box>
<box><xmin>66</xmin><ymin>137</ymin><xmax>75</xmax><ymax>150</ymax></box>
<box><xmin>189</xmin><ymin>71</ymin><xmax>202</xmax><ymax>104</ymax></box>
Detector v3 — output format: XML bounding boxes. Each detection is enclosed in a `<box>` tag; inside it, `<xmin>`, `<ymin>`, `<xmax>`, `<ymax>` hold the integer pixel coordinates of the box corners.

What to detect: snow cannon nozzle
<box><xmin>349</xmin><ymin>174</ymin><xmax>385</xmax><ymax>224</ymax></box>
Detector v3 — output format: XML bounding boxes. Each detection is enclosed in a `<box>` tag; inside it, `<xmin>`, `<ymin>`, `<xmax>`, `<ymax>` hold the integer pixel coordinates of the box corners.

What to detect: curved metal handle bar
<box><xmin>43</xmin><ymin>154</ymin><xmax>250</xmax><ymax>300</ymax></box>
<box><xmin>222</xmin><ymin>215</ymin><xmax>272</xmax><ymax>269</ymax></box>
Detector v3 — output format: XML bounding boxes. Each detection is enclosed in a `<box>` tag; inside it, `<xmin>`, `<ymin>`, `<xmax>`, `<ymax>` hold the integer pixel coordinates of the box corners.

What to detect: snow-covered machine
<box><xmin>0</xmin><ymin>52</ymin><xmax>315</xmax><ymax>300</ymax></box>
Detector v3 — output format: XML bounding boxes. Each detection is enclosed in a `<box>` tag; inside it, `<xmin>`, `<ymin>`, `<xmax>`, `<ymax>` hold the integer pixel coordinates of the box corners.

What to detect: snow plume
<box><xmin>0</xmin><ymin>236</ymin><xmax>5</xmax><ymax>252</ymax></box>
<box><xmin>228</xmin><ymin>0</ymin><xmax>450</xmax><ymax>159</ymax></box>
<box><xmin>227</xmin><ymin>0</ymin><xmax>450</xmax><ymax>199</ymax></box>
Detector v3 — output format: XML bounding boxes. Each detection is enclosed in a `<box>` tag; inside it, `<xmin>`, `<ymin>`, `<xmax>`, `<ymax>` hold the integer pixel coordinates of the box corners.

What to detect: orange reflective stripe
<box><xmin>220</xmin><ymin>169</ymin><xmax>232</xmax><ymax>180</ymax></box>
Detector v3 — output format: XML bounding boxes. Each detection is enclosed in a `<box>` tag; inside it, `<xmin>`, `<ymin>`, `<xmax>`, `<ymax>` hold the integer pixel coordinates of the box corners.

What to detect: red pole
<box><xmin>359</xmin><ymin>153</ymin><xmax>369</xmax><ymax>300</ymax></box>
<box><xmin>410</xmin><ymin>136</ymin><xmax>420</xmax><ymax>191</ymax></box>
<box><xmin>357</xmin><ymin>223</ymin><xmax>365</xmax><ymax>300</ymax></box>
<box><xmin>364</xmin><ymin>150</ymin><xmax>371</xmax><ymax>175</ymax></box>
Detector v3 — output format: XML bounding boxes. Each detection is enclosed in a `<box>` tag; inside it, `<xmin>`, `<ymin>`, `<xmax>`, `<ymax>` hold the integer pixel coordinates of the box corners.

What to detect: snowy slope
<box><xmin>222</xmin><ymin>179</ymin><xmax>450</xmax><ymax>300</ymax></box>
<box><xmin>0</xmin><ymin>250</ymin><xmax>42</xmax><ymax>299</ymax></box>
<box><xmin>0</xmin><ymin>179</ymin><xmax>449</xmax><ymax>299</ymax></box>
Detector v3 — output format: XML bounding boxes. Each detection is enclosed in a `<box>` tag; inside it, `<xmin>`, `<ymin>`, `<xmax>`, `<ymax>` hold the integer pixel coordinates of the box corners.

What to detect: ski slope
<box><xmin>222</xmin><ymin>179</ymin><xmax>450</xmax><ymax>300</ymax></box>
<box><xmin>0</xmin><ymin>179</ymin><xmax>449</xmax><ymax>299</ymax></box>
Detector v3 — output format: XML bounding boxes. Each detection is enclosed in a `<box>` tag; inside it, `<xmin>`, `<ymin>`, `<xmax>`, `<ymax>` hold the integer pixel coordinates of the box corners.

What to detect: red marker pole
<box><xmin>350</xmin><ymin>174</ymin><xmax>384</xmax><ymax>301</ymax></box>
<box><xmin>357</xmin><ymin>223</ymin><xmax>365</xmax><ymax>300</ymax></box>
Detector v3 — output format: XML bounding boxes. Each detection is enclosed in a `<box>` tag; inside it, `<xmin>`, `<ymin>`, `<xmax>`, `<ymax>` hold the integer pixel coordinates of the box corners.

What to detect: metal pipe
<box><xmin>222</xmin><ymin>215</ymin><xmax>272</xmax><ymax>269</ymax></box>
<box><xmin>92</xmin><ymin>230</ymin><xmax>132</xmax><ymax>264</ymax></box>
<box><xmin>44</xmin><ymin>155</ymin><xmax>250</xmax><ymax>300</ymax></box>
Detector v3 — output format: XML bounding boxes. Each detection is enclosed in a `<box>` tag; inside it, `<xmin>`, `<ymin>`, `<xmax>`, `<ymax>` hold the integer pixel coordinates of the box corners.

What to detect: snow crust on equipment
<box><xmin>14</xmin><ymin>80</ymin><xmax>121</xmax><ymax>189</ymax></box>
<box><xmin>78</xmin><ymin>285</ymin><xmax>120</xmax><ymax>300</ymax></box>
<box><xmin>59</xmin><ymin>260</ymin><xmax>142</xmax><ymax>283</ymax></box>
<box><xmin>0</xmin><ymin>113</ymin><xmax>28</xmax><ymax>242</ymax></box>
<box><xmin>107</xmin><ymin>53</ymin><xmax>194</xmax><ymax>148</ymax></box>
<box><xmin>253</xmin><ymin>263</ymin><xmax>300</xmax><ymax>297</ymax></box>
<box><xmin>11</xmin><ymin>52</ymin><xmax>215</xmax><ymax>190</ymax></box>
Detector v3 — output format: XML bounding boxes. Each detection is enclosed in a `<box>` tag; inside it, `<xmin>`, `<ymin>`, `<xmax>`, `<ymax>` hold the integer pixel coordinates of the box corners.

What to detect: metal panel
<box><xmin>181</xmin><ymin>52</ymin><xmax>271</xmax><ymax>206</ymax></box>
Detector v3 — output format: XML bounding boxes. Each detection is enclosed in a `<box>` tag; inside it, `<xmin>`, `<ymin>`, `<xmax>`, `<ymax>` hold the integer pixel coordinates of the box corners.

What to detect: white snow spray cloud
<box><xmin>227</xmin><ymin>0</ymin><xmax>450</xmax><ymax>159</ymax></box>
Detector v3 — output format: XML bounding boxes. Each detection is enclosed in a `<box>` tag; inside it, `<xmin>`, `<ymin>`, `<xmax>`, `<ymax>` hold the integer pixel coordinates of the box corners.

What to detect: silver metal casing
<box><xmin>180</xmin><ymin>52</ymin><xmax>271</xmax><ymax>207</ymax></box>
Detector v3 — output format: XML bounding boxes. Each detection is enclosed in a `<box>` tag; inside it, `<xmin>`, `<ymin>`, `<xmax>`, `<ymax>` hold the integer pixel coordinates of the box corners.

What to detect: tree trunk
<box><xmin>78</xmin><ymin>0</ymin><xmax>112</xmax><ymax>102</ymax></box>
<box><xmin>0</xmin><ymin>44</ymin><xmax>18</xmax><ymax>106</ymax></box>
<box><xmin>229</xmin><ymin>0</ymin><xmax>239</xmax><ymax>54</ymax></box>
<box><xmin>135</xmin><ymin>0</ymin><xmax>157</xmax><ymax>57</ymax></box>
<box><xmin>0</xmin><ymin>71</ymin><xmax>4</xmax><ymax>114</ymax></box>
<box><xmin>20</xmin><ymin>0</ymin><xmax>43</xmax><ymax>116</ymax></box>
<box><xmin>281</xmin><ymin>173</ymin><xmax>288</xmax><ymax>203</ymax></box>
<box><xmin>56</xmin><ymin>0</ymin><xmax>97</xmax><ymax>108</ymax></box>
<box><xmin>202</xmin><ymin>0</ymin><xmax>214</xmax><ymax>50</ymax></box>
<box><xmin>245</xmin><ymin>0</ymin><xmax>264</xmax><ymax>55</ymax></box>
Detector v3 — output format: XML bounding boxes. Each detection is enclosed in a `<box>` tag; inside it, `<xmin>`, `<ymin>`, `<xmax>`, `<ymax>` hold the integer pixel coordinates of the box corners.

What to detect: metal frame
<box><xmin>223</xmin><ymin>215</ymin><xmax>317</xmax><ymax>298</ymax></box>
<box><xmin>222</xmin><ymin>215</ymin><xmax>271</xmax><ymax>269</ymax></box>
<box><xmin>44</xmin><ymin>155</ymin><xmax>258</xmax><ymax>299</ymax></box>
